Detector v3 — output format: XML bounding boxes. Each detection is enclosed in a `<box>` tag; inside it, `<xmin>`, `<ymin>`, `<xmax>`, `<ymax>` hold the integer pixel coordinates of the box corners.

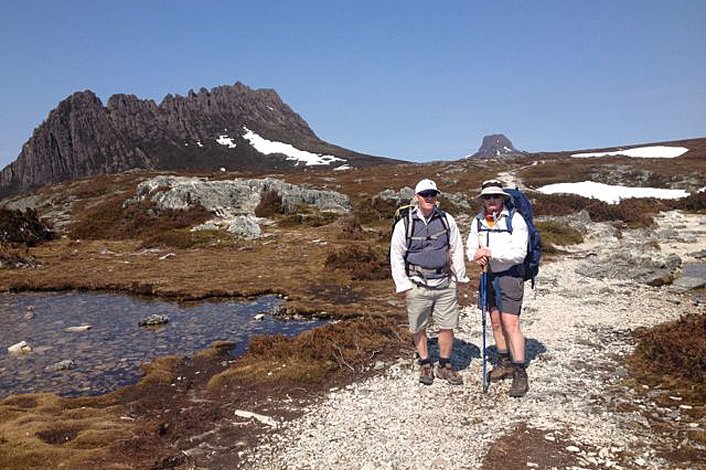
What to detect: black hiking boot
<box><xmin>509</xmin><ymin>364</ymin><xmax>529</xmax><ymax>397</ymax></box>
<box><xmin>487</xmin><ymin>352</ymin><xmax>513</xmax><ymax>382</ymax></box>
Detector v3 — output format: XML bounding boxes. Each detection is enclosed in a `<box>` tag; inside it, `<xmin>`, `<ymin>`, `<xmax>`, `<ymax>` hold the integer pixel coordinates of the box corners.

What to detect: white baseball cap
<box><xmin>414</xmin><ymin>179</ymin><xmax>439</xmax><ymax>195</ymax></box>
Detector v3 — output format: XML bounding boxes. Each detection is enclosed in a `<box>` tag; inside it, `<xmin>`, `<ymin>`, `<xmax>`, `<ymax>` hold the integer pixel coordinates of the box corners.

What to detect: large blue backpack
<box><xmin>476</xmin><ymin>188</ymin><xmax>541</xmax><ymax>288</ymax></box>
<box><xmin>504</xmin><ymin>188</ymin><xmax>541</xmax><ymax>288</ymax></box>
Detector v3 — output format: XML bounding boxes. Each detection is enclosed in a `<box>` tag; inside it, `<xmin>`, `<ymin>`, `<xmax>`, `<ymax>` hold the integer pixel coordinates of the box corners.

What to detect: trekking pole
<box><xmin>480</xmin><ymin>266</ymin><xmax>489</xmax><ymax>393</ymax></box>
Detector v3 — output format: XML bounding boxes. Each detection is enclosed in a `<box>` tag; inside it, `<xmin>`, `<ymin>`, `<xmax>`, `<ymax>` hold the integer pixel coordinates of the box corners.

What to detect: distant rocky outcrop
<box><xmin>128</xmin><ymin>175</ymin><xmax>351</xmax><ymax>239</ymax></box>
<box><xmin>469</xmin><ymin>134</ymin><xmax>526</xmax><ymax>159</ymax></box>
<box><xmin>0</xmin><ymin>82</ymin><xmax>400</xmax><ymax>197</ymax></box>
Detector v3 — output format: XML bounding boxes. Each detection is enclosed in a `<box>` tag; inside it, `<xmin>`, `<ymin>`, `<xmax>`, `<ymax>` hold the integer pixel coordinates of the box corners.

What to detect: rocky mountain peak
<box><xmin>470</xmin><ymin>133</ymin><xmax>525</xmax><ymax>159</ymax></box>
<box><xmin>0</xmin><ymin>82</ymin><xmax>397</xmax><ymax>197</ymax></box>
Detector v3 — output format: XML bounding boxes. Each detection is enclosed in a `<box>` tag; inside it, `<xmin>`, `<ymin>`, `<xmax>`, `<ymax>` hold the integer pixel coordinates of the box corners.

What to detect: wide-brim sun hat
<box><xmin>415</xmin><ymin>179</ymin><xmax>439</xmax><ymax>195</ymax></box>
<box><xmin>476</xmin><ymin>179</ymin><xmax>510</xmax><ymax>199</ymax></box>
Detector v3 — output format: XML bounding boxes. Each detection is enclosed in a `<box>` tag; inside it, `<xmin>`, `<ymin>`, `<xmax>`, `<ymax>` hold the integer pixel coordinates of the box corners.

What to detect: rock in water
<box><xmin>7</xmin><ymin>340</ymin><xmax>32</xmax><ymax>354</ymax></box>
<box><xmin>45</xmin><ymin>360</ymin><xmax>76</xmax><ymax>372</ymax></box>
<box><xmin>138</xmin><ymin>314</ymin><xmax>169</xmax><ymax>327</ymax></box>
<box><xmin>66</xmin><ymin>324</ymin><xmax>92</xmax><ymax>332</ymax></box>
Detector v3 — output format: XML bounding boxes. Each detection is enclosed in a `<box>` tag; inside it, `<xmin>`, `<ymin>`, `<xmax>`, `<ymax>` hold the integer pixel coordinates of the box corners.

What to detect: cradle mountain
<box><xmin>0</xmin><ymin>82</ymin><xmax>401</xmax><ymax>197</ymax></box>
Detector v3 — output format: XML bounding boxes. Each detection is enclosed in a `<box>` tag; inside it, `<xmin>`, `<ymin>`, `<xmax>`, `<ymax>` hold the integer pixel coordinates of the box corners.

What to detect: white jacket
<box><xmin>390</xmin><ymin>208</ymin><xmax>469</xmax><ymax>293</ymax></box>
<box><xmin>466</xmin><ymin>207</ymin><xmax>528</xmax><ymax>274</ymax></box>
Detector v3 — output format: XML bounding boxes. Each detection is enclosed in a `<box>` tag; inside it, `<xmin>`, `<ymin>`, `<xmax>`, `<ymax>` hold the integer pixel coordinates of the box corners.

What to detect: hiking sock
<box><xmin>439</xmin><ymin>357</ymin><xmax>450</xmax><ymax>368</ymax></box>
<box><xmin>418</xmin><ymin>357</ymin><xmax>431</xmax><ymax>366</ymax></box>
<box><xmin>512</xmin><ymin>361</ymin><xmax>526</xmax><ymax>371</ymax></box>
<box><xmin>496</xmin><ymin>350</ymin><xmax>510</xmax><ymax>364</ymax></box>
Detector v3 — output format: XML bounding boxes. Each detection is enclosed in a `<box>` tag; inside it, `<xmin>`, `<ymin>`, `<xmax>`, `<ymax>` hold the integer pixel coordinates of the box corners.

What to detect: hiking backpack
<box><xmin>477</xmin><ymin>188</ymin><xmax>541</xmax><ymax>288</ymax></box>
<box><xmin>392</xmin><ymin>204</ymin><xmax>451</xmax><ymax>275</ymax></box>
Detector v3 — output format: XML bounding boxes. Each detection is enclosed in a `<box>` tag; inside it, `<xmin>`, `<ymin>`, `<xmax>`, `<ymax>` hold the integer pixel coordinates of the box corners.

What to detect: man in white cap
<box><xmin>466</xmin><ymin>179</ymin><xmax>529</xmax><ymax>397</ymax></box>
<box><xmin>390</xmin><ymin>178</ymin><xmax>469</xmax><ymax>385</ymax></box>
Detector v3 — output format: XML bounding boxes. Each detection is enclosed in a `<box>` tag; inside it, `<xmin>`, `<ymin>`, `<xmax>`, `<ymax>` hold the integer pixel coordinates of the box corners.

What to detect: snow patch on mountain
<box><xmin>571</xmin><ymin>146</ymin><xmax>689</xmax><ymax>159</ymax></box>
<box><xmin>537</xmin><ymin>181</ymin><xmax>689</xmax><ymax>204</ymax></box>
<box><xmin>242</xmin><ymin>127</ymin><xmax>345</xmax><ymax>166</ymax></box>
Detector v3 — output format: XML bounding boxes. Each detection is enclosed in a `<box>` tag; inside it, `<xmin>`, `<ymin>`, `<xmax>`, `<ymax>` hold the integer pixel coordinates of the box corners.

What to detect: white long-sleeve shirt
<box><xmin>390</xmin><ymin>208</ymin><xmax>469</xmax><ymax>293</ymax></box>
<box><xmin>466</xmin><ymin>207</ymin><xmax>528</xmax><ymax>273</ymax></box>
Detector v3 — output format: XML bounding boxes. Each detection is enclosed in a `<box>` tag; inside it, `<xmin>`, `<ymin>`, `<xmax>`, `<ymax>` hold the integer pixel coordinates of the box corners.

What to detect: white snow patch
<box><xmin>333</xmin><ymin>164</ymin><xmax>352</xmax><ymax>171</ymax></box>
<box><xmin>196</xmin><ymin>141</ymin><xmax>203</xmax><ymax>148</ymax></box>
<box><xmin>571</xmin><ymin>146</ymin><xmax>689</xmax><ymax>159</ymax></box>
<box><xmin>216</xmin><ymin>135</ymin><xmax>237</xmax><ymax>149</ymax></box>
<box><xmin>537</xmin><ymin>181</ymin><xmax>689</xmax><ymax>204</ymax></box>
<box><xmin>242</xmin><ymin>127</ymin><xmax>345</xmax><ymax>166</ymax></box>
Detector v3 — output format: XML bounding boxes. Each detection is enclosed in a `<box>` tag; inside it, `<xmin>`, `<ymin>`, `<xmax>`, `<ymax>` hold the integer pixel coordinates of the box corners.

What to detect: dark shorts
<box><xmin>479</xmin><ymin>273</ymin><xmax>524</xmax><ymax>315</ymax></box>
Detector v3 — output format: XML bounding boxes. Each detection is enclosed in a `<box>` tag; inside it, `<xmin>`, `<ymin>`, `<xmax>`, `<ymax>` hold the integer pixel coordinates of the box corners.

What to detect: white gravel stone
<box><xmin>239</xmin><ymin>212</ymin><xmax>705</xmax><ymax>470</ymax></box>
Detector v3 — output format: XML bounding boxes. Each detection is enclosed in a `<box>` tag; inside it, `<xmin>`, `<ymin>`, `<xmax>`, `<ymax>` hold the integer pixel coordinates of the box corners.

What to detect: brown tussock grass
<box><xmin>209</xmin><ymin>317</ymin><xmax>408</xmax><ymax>388</ymax></box>
<box><xmin>0</xmin><ymin>392</ymin><xmax>134</xmax><ymax>470</ymax></box>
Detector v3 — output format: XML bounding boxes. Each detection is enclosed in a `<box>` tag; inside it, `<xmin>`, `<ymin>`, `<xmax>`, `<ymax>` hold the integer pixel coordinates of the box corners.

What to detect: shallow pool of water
<box><xmin>0</xmin><ymin>291</ymin><xmax>324</xmax><ymax>398</ymax></box>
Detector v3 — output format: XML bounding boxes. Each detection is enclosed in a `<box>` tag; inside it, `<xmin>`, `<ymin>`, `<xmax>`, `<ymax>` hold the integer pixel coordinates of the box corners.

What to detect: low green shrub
<box><xmin>536</xmin><ymin>220</ymin><xmax>583</xmax><ymax>246</ymax></box>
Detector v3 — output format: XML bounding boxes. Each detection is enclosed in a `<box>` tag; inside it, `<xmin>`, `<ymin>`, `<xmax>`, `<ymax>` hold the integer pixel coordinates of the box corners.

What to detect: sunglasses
<box><xmin>418</xmin><ymin>191</ymin><xmax>439</xmax><ymax>198</ymax></box>
<box><xmin>482</xmin><ymin>195</ymin><xmax>503</xmax><ymax>200</ymax></box>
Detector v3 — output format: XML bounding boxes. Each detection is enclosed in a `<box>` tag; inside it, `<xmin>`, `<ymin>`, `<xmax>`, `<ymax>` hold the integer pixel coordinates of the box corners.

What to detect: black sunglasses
<box><xmin>418</xmin><ymin>191</ymin><xmax>439</xmax><ymax>198</ymax></box>
<box><xmin>482</xmin><ymin>195</ymin><xmax>502</xmax><ymax>200</ymax></box>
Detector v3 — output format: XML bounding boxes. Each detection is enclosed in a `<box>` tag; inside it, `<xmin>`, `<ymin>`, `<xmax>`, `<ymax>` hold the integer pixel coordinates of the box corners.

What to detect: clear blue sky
<box><xmin>1</xmin><ymin>0</ymin><xmax>705</xmax><ymax>168</ymax></box>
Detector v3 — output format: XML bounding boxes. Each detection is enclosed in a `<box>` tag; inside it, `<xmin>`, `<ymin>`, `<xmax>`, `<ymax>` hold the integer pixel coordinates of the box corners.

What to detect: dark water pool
<box><xmin>0</xmin><ymin>291</ymin><xmax>324</xmax><ymax>398</ymax></box>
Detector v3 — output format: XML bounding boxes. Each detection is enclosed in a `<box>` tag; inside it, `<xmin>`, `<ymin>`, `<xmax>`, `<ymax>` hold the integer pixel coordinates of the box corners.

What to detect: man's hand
<box><xmin>473</xmin><ymin>248</ymin><xmax>491</xmax><ymax>267</ymax></box>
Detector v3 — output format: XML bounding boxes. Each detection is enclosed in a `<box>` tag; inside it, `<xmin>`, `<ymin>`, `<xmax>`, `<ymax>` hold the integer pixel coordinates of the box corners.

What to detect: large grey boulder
<box><xmin>127</xmin><ymin>175</ymin><xmax>349</xmax><ymax>239</ymax></box>
<box><xmin>130</xmin><ymin>175</ymin><xmax>349</xmax><ymax>215</ymax></box>
<box><xmin>579</xmin><ymin>252</ymin><xmax>682</xmax><ymax>287</ymax></box>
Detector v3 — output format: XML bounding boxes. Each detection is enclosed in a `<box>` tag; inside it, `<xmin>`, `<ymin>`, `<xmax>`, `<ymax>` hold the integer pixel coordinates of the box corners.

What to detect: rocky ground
<box><xmin>235</xmin><ymin>211</ymin><xmax>706</xmax><ymax>470</ymax></box>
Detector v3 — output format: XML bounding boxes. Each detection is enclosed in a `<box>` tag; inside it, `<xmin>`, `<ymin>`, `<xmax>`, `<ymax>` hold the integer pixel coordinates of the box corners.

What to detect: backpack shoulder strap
<box><xmin>438</xmin><ymin>209</ymin><xmax>450</xmax><ymax>233</ymax></box>
<box><xmin>404</xmin><ymin>207</ymin><xmax>415</xmax><ymax>249</ymax></box>
<box><xmin>506</xmin><ymin>207</ymin><xmax>515</xmax><ymax>234</ymax></box>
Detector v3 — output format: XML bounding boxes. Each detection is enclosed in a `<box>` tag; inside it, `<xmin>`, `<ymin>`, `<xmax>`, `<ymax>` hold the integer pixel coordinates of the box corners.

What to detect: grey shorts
<box><xmin>406</xmin><ymin>281</ymin><xmax>459</xmax><ymax>333</ymax></box>
<box><xmin>480</xmin><ymin>274</ymin><xmax>524</xmax><ymax>315</ymax></box>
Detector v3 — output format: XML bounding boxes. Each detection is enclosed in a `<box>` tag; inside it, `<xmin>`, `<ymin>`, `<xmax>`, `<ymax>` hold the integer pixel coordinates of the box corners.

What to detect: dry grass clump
<box><xmin>69</xmin><ymin>196</ymin><xmax>211</xmax><ymax>243</ymax></box>
<box><xmin>325</xmin><ymin>245</ymin><xmax>390</xmax><ymax>280</ymax></box>
<box><xmin>138</xmin><ymin>355</ymin><xmax>181</xmax><ymax>386</ymax></box>
<box><xmin>0</xmin><ymin>392</ymin><xmax>134</xmax><ymax>470</ymax></box>
<box><xmin>208</xmin><ymin>317</ymin><xmax>406</xmax><ymax>387</ymax></box>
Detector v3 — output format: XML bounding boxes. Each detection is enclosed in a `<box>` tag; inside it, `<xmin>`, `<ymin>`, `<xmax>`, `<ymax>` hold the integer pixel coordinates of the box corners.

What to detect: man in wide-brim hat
<box><xmin>467</xmin><ymin>179</ymin><xmax>530</xmax><ymax>397</ymax></box>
